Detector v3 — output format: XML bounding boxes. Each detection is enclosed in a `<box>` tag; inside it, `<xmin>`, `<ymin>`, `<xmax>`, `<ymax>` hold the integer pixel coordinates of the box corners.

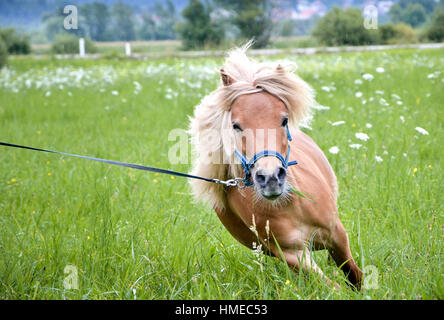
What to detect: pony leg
<box><xmin>270</xmin><ymin>245</ymin><xmax>339</xmax><ymax>289</ymax></box>
<box><xmin>214</xmin><ymin>207</ymin><xmax>258</xmax><ymax>250</ymax></box>
<box><xmin>328</xmin><ymin>220</ymin><xmax>362</xmax><ymax>290</ymax></box>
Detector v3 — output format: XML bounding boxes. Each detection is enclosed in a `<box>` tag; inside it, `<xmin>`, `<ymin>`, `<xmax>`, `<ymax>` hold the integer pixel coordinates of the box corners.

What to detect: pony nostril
<box><xmin>255</xmin><ymin>172</ymin><xmax>267</xmax><ymax>187</ymax></box>
<box><xmin>276</xmin><ymin>167</ymin><xmax>287</xmax><ymax>184</ymax></box>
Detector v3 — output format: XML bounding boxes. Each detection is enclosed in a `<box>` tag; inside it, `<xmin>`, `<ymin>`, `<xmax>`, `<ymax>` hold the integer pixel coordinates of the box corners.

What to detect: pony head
<box><xmin>189</xmin><ymin>43</ymin><xmax>315</xmax><ymax>209</ymax></box>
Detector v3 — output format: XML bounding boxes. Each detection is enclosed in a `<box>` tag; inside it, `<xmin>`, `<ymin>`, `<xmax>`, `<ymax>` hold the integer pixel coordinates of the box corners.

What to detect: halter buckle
<box><xmin>214</xmin><ymin>177</ymin><xmax>247</xmax><ymax>189</ymax></box>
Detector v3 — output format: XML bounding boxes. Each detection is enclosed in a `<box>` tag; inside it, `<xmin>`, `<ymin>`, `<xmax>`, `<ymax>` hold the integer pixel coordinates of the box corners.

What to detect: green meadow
<box><xmin>0</xmin><ymin>48</ymin><xmax>442</xmax><ymax>299</ymax></box>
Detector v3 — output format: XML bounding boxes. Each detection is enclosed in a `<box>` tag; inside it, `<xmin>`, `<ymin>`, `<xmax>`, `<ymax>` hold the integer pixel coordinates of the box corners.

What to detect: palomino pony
<box><xmin>188</xmin><ymin>45</ymin><xmax>362</xmax><ymax>289</ymax></box>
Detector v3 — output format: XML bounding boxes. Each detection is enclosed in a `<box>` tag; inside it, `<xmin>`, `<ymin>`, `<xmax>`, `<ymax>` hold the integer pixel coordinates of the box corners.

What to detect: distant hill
<box><xmin>0</xmin><ymin>0</ymin><xmax>188</xmax><ymax>30</ymax></box>
<box><xmin>0</xmin><ymin>0</ymin><xmax>394</xmax><ymax>31</ymax></box>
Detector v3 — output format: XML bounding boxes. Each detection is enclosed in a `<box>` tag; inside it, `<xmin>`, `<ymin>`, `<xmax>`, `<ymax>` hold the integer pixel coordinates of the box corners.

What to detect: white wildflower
<box><xmin>355</xmin><ymin>132</ymin><xmax>370</xmax><ymax>141</ymax></box>
<box><xmin>379</xmin><ymin>98</ymin><xmax>389</xmax><ymax>106</ymax></box>
<box><xmin>329</xmin><ymin>146</ymin><xmax>339</xmax><ymax>154</ymax></box>
<box><xmin>331</xmin><ymin>121</ymin><xmax>345</xmax><ymax>126</ymax></box>
<box><xmin>366</xmin><ymin>123</ymin><xmax>372</xmax><ymax>129</ymax></box>
<box><xmin>375</xmin><ymin>155</ymin><xmax>383</xmax><ymax>162</ymax></box>
<box><xmin>376</xmin><ymin>67</ymin><xmax>385</xmax><ymax>73</ymax></box>
<box><xmin>349</xmin><ymin>144</ymin><xmax>362</xmax><ymax>149</ymax></box>
<box><xmin>133</xmin><ymin>81</ymin><xmax>142</xmax><ymax>91</ymax></box>
<box><xmin>111</xmin><ymin>90</ymin><xmax>119</xmax><ymax>95</ymax></box>
<box><xmin>321</xmin><ymin>86</ymin><xmax>331</xmax><ymax>92</ymax></box>
<box><xmin>355</xmin><ymin>92</ymin><xmax>363</xmax><ymax>98</ymax></box>
<box><xmin>354</xmin><ymin>79</ymin><xmax>363</xmax><ymax>85</ymax></box>
<box><xmin>363</xmin><ymin>73</ymin><xmax>374</xmax><ymax>81</ymax></box>
<box><xmin>313</xmin><ymin>105</ymin><xmax>330</xmax><ymax>111</ymax></box>
<box><xmin>415</xmin><ymin>127</ymin><xmax>429</xmax><ymax>135</ymax></box>
<box><xmin>400</xmin><ymin>116</ymin><xmax>405</xmax><ymax>123</ymax></box>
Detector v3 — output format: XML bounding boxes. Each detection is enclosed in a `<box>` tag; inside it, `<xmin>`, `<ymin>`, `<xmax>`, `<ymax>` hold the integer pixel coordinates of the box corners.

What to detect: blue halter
<box><xmin>234</xmin><ymin>125</ymin><xmax>298</xmax><ymax>187</ymax></box>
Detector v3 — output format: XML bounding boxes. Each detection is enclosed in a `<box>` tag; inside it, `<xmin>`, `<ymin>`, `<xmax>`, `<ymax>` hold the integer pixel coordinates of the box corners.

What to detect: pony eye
<box><xmin>282</xmin><ymin>118</ymin><xmax>288</xmax><ymax>127</ymax></box>
<box><xmin>233</xmin><ymin>123</ymin><xmax>242</xmax><ymax>132</ymax></box>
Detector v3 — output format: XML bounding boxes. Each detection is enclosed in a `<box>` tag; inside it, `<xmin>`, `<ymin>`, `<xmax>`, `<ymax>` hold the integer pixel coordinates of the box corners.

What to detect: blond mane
<box><xmin>188</xmin><ymin>43</ymin><xmax>315</xmax><ymax>210</ymax></box>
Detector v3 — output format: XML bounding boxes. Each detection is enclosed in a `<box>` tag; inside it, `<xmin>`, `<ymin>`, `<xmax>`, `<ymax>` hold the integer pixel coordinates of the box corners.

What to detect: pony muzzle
<box><xmin>253</xmin><ymin>164</ymin><xmax>287</xmax><ymax>200</ymax></box>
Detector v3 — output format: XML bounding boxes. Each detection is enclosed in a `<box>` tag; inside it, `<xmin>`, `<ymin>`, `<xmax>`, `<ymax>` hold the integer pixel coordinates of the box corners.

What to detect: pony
<box><xmin>188</xmin><ymin>43</ymin><xmax>362</xmax><ymax>289</ymax></box>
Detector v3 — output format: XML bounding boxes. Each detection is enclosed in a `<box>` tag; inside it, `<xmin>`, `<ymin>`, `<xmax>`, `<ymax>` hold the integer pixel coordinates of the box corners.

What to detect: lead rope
<box><xmin>0</xmin><ymin>141</ymin><xmax>246</xmax><ymax>188</ymax></box>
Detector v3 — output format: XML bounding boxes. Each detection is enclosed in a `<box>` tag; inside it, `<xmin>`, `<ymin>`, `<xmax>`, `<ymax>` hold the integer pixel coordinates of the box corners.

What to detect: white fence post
<box><xmin>125</xmin><ymin>42</ymin><xmax>131</xmax><ymax>57</ymax></box>
<box><xmin>79</xmin><ymin>38</ymin><xmax>85</xmax><ymax>57</ymax></box>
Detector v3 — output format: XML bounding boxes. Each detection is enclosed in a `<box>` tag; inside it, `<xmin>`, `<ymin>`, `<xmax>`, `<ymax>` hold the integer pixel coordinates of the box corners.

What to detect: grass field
<box><xmin>0</xmin><ymin>48</ymin><xmax>443</xmax><ymax>300</ymax></box>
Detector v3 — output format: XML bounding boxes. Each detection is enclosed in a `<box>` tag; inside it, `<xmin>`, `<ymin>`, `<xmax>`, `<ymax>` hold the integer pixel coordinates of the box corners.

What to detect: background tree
<box><xmin>389</xmin><ymin>4</ymin><xmax>404</xmax><ymax>23</ymax></box>
<box><xmin>138</xmin><ymin>11</ymin><xmax>157</xmax><ymax>40</ymax></box>
<box><xmin>278</xmin><ymin>16</ymin><xmax>320</xmax><ymax>37</ymax></box>
<box><xmin>216</xmin><ymin>0</ymin><xmax>272</xmax><ymax>48</ymax></box>
<box><xmin>110</xmin><ymin>2</ymin><xmax>136</xmax><ymax>41</ymax></box>
<box><xmin>176</xmin><ymin>0</ymin><xmax>224</xmax><ymax>50</ymax></box>
<box><xmin>312</xmin><ymin>7</ymin><xmax>377</xmax><ymax>46</ymax></box>
<box><xmin>426</xmin><ymin>7</ymin><xmax>444</xmax><ymax>42</ymax></box>
<box><xmin>0</xmin><ymin>39</ymin><xmax>8</xmax><ymax>69</ymax></box>
<box><xmin>399</xmin><ymin>0</ymin><xmax>437</xmax><ymax>14</ymax></box>
<box><xmin>152</xmin><ymin>1</ymin><xmax>178</xmax><ymax>40</ymax></box>
<box><xmin>0</xmin><ymin>28</ymin><xmax>31</xmax><ymax>54</ymax></box>
<box><xmin>389</xmin><ymin>0</ymin><xmax>438</xmax><ymax>27</ymax></box>
<box><xmin>81</xmin><ymin>2</ymin><xmax>110</xmax><ymax>41</ymax></box>
<box><xmin>402</xmin><ymin>3</ymin><xmax>427</xmax><ymax>27</ymax></box>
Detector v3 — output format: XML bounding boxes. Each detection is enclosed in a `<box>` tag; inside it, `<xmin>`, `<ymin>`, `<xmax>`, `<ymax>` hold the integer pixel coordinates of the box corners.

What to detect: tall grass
<box><xmin>0</xmin><ymin>49</ymin><xmax>442</xmax><ymax>299</ymax></box>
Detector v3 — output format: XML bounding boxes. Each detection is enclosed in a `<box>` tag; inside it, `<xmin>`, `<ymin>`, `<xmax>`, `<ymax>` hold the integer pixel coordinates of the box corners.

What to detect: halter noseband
<box><xmin>234</xmin><ymin>125</ymin><xmax>298</xmax><ymax>187</ymax></box>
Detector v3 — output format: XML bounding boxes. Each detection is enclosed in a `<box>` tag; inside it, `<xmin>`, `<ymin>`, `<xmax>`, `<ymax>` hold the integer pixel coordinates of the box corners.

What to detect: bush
<box><xmin>176</xmin><ymin>0</ymin><xmax>224</xmax><ymax>50</ymax></box>
<box><xmin>312</xmin><ymin>7</ymin><xmax>377</xmax><ymax>46</ymax></box>
<box><xmin>0</xmin><ymin>39</ymin><xmax>8</xmax><ymax>69</ymax></box>
<box><xmin>392</xmin><ymin>23</ymin><xmax>417</xmax><ymax>43</ymax></box>
<box><xmin>379</xmin><ymin>24</ymin><xmax>397</xmax><ymax>43</ymax></box>
<box><xmin>0</xmin><ymin>28</ymin><xmax>31</xmax><ymax>54</ymax></box>
<box><xmin>51</xmin><ymin>33</ymin><xmax>97</xmax><ymax>54</ymax></box>
<box><xmin>426</xmin><ymin>7</ymin><xmax>444</xmax><ymax>42</ymax></box>
<box><xmin>215</xmin><ymin>0</ymin><xmax>272</xmax><ymax>48</ymax></box>
<box><xmin>379</xmin><ymin>23</ymin><xmax>417</xmax><ymax>44</ymax></box>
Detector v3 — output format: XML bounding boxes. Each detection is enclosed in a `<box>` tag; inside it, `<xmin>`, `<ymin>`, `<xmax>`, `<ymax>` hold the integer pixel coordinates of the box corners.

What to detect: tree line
<box><xmin>40</xmin><ymin>0</ymin><xmax>443</xmax><ymax>49</ymax></box>
<box><xmin>39</xmin><ymin>0</ymin><xmax>272</xmax><ymax>49</ymax></box>
<box><xmin>312</xmin><ymin>0</ymin><xmax>444</xmax><ymax>46</ymax></box>
<box><xmin>1</xmin><ymin>0</ymin><xmax>444</xmax><ymax>63</ymax></box>
<box><xmin>42</xmin><ymin>1</ymin><xmax>177</xmax><ymax>42</ymax></box>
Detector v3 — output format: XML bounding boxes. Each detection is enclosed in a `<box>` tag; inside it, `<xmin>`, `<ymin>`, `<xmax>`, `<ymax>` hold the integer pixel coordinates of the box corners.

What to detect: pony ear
<box><xmin>220</xmin><ymin>68</ymin><xmax>234</xmax><ymax>86</ymax></box>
